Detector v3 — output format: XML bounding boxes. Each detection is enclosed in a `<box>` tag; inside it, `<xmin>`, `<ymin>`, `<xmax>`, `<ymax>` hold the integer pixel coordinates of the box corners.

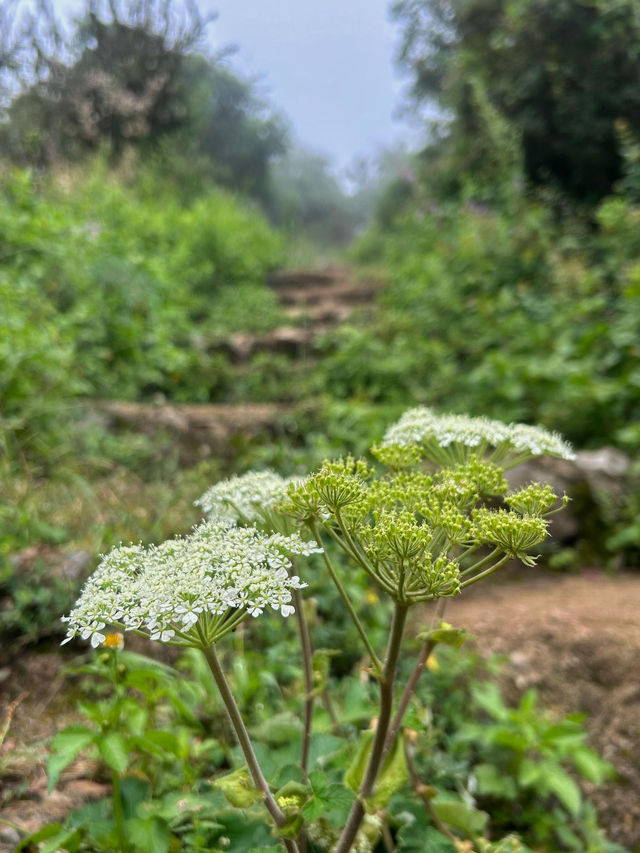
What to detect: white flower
<box><xmin>61</xmin><ymin>521</ymin><xmax>319</xmax><ymax>649</ymax></box>
<box><xmin>381</xmin><ymin>407</ymin><xmax>575</xmax><ymax>466</ymax></box>
<box><xmin>195</xmin><ymin>471</ymin><xmax>301</xmax><ymax>524</ymax></box>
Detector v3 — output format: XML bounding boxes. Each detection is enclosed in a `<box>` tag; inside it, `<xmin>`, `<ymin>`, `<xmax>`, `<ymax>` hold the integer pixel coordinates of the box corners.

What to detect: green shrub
<box><xmin>342</xmin><ymin>194</ymin><xmax>640</xmax><ymax>452</ymax></box>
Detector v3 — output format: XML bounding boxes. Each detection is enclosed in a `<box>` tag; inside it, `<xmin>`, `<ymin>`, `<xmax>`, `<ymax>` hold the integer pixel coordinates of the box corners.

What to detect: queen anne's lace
<box><xmin>61</xmin><ymin>521</ymin><xmax>319</xmax><ymax>649</ymax></box>
<box><xmin>196</xmin><ymin>471</ymin><xmax>299</xmax><ymax>524</ymax></box>
<box><xmin>380</xmin><ymin>407</ymin><xmax>575</xmax><ymax>464</ymax></box>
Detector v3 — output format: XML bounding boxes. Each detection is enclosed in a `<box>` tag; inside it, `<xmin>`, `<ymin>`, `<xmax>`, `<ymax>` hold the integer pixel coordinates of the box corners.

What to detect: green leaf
<box><xmin>48</xmin><ymin>726</ymin><xmax>95</xmax><ymax>792</ymax></box>
<box><xmin>344</xmin><ymin>729</ymin><xmax>374</xmax><ymax>794</ymax></box>
<box><xmin>419</xmin><ymin>622</ymin><xmax>469</xmax><ymax>648</ymax></box>
<box><xmin>518</xmin><ymin>758</ymin><xmax>543</xmax><ymax>788</ymax></box>
<box><xmin>250</xmin><ymin>711</ymin><xmax>302</xmax><ymax>746</ymax></box>
<box><xmin>303</xmin><ymin>771</ymin><xmax>354</xmax><ymax>822</ymax></box>
<box><xmin>431</xmin><ymin>797</ymin><xmax>489</xmax><ymax>836</ymax></box>
<box><xmin>367</xmin><ymin>733</ymin><xmax>408</xmax><ymax>811</ymax></box>
<box><xmin>16</xmin><ymin>824</ymin><xmax>83</xmax><ymax>853</ymax></box>
<box><xmin>16</xmin><ymin>824</ymin><xmax>65</xmax><ymax>851</ymax></box>
<box><xmin>472</xmin><ymin>683</ymin><xmax>509</xmax><ymax>721</ymax></box>
<box><xmin>308</xmin><ymin>769</ymin><xmax>328</xmax><ymax>796</ymax></box>
<box><xmin>98</xmin><ymin>732</ymin><xmax>130</xmax><ymax>773</ymax></box>
<box><xmin>475</xmin><ymin>763</ymin><xmax>517</xmax><ymax>798</ymax></box>
<box><xmin>214</xmin><ymin>767</ymin><xmax>262</xmax><ymax>808</ymax></box>
<box><xmin>397</xmin><ymin>821</ymin><xmax>456</xmax><ymax>852</ymax></box>
<box><xmin>572</xmin><ymin>747</ymin><xmax>613</xmax><ymax>785</ymax></box>
<box><xmin>40</xmin><ymin>827</ymin><xmax>83</xmax><ymax>853</ymax></box>
<box><xmin>119</xmin><ymin>776</ymin><xmax>151</xmax><ymax>820</ymax></box>
<box><xmin>542</xmin><ymin>765</ymin><xmax>582</xmax><ymax>816</ymax></box>
<box><xmin>126</xmin><ymin>817</ymin><xmax>170</xmax><ymax>853</ymax></box>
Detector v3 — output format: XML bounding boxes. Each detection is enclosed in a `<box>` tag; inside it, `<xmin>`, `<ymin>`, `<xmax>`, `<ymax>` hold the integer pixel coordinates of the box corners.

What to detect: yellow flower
<box><xmin>103</xmin><ymin>632</ymin><xmax>124</xmax><ymax>650</ymax></box>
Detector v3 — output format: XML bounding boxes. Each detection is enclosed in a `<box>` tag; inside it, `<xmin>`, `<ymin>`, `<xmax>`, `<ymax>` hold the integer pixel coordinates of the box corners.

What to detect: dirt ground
<box><xmin>446</xmin><ymin>569</ymin><xmax>640</xmax><ymax>851</ymax></box>
<box><xmin>1</xmin><ymin>569</ymin><xmax>639</xmax><ymax>851</ymax></box>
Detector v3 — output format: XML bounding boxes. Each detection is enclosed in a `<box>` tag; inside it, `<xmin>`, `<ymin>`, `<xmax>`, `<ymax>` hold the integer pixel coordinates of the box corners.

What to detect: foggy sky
<box><xmin>50</xmin><ymin>0</ymin><xmax>410</xmax><ymax>173</ymax></box>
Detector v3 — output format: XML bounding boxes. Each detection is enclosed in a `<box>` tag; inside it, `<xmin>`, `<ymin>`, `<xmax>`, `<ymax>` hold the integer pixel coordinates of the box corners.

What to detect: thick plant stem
<box><xmin>293</xmin><ymin>588</ymin><xmax>314</xmax><ymax>780</ymax></box>
<box><xmin>335</xmin><ymin>604</ymin><xmax>408</xmax><ymax>853</ymax></box>
<box><xmin>200</xmin><ymin>642</ymin><xmax>301</xmax><ymax>853</ymax></box>
<box><xmin>311</xmin><ymin>521</ymin><xmax>383</xmax><ymax>676</ymax></box>
<box><xmin>384</xmin><ymin>598</ymin><xmax>448</xmax><ymax>755</ymax></box>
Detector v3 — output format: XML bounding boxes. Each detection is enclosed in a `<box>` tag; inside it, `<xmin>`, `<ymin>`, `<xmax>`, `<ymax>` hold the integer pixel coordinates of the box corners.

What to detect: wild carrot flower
<box><xmin>196</xmin><ymin>471</ymin><xmax>299</xmax><ymax>525</ymax></box>
<box><xmin>61</xmin><ymin>521</ymin><xmax>319</xmax><ymax>649</ymax></box>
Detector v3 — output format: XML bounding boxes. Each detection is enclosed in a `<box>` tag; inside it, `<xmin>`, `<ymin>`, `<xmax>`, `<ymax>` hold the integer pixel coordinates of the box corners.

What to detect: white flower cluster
<box><xmin>61</xmin><ymin>521</ymin><xmax>320</xmax><ymax>649</ymax></box>
<box><xmin>380</xmin><ymin>407</ymin><xmax>575</xmax><ymax>462</ymax></box>
<box><xmin>195</xmin><ymin>470</ymin><xmax>299</xmax><ymax>524</ymax></box>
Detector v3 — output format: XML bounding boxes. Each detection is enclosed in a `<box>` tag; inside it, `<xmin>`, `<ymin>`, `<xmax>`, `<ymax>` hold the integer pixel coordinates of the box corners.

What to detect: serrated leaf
<box><xmin>308</xmin><ymin>769</ymin><xmax>328</xmax><ymax>796</ymax></box>
<box><xmin>543</xmin><ymin>765</ymin><xmax>581</xmax><ymax>816</ymax></box>
<box><xmin>572</xmin><ymin>747</ymin><xmax>612</xmax><ymax>785</ymax></box>
<box><xmin>48</xmin><ymin>726</ymin><xmax>95</xmax><ymax>792</ymax></box>
<box><xmin>98</xmin><ymin>732</ymin><xmax>130</xmax><ymax>773</ymax></box>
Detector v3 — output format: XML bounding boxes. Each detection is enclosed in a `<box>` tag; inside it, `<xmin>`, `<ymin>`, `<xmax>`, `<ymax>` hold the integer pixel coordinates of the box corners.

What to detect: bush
<box><xmin>340</xmin><ymin>193</ymin><xmax>640</xmax><ymax>452</ymax></box>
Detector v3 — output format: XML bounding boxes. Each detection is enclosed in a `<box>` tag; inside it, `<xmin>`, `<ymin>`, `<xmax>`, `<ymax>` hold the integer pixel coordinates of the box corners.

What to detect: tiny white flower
<box><xmin>61</xmin><ymin>521</ymin><xmax>318</xmax><ymax>648</ymax></box>
<box><xmin>381</xmin><ymin>406</ymin><xmax>574</xmax><ymax>465</ymax></box>
<box><xmin>195</xmin><ymin>471</ymin><xmax>301</xmax><ymax>524</ymax></box>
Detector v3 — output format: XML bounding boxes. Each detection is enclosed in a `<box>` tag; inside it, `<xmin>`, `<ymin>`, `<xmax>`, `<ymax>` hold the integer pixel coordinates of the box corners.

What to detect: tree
<box><xmin>392</xmin><ymin>0</ymin><xmax>640</xmax><ymax>202</ymax></box>
<box><xmin>0</xmin><ymin>0</ymin><xmax>210</xmax><ymax>164</ymax></box>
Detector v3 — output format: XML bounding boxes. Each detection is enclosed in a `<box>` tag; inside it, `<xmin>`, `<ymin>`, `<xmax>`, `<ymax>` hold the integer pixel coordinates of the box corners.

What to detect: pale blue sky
<box><xmin>49</xmin><ymin>0</ymin><xmax>412</xmax><ymax>174</ymax></box>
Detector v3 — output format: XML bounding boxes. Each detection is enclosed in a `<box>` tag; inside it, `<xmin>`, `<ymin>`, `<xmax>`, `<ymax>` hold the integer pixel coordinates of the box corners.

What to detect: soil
<box><xmin>446</xmin><ymin>568</ymin><xmax>640</xmax><ymax>850</ymax></box>
<box><xmin>1</xmin><ymin>570</ymin><xmax>639</xmax><ymax>851</ymax></box>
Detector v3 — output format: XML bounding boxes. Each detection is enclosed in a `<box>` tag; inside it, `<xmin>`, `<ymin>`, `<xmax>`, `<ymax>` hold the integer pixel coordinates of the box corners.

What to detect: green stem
<box><xmin>335</xmin><ymin>604</ymin><xmax>408</xmax><ymax>853</ymax></box>
<box><xmin>459</xmin><ymin>547</ymin><xmax>501</xmax><ymax>578</ymax></box>
<box><xmin>461</xmin><ymin>553</ymin><xmax>512</xmax><ymax>588</ymax></box>
<box><xmin>404</xmin><ymin>739</ymin><xmax>458</xmax><ymax>845</ymax></box>
<box><xmin>310</xmin><ymin>521</ymin><xmax>383</xmax><ymax>676</ymax></box>
<box><xmin>199</xmin><ymin>638</ymin><xmax>300</xmax><ymax>853</ymax></box>
<box><xmin>111</xmin><ymin>770</ymin><xmax>128</xmax><ymax>853</ymax></box>
<box><xmin>335</xmin><ymin>509</ymin><xmax>376</xmax><ymax>575</ymax></box>
<box><xmin>293</xmin><ymin>587</ymin><xmax>314</xmax><ymax>780</ymax></box>
<box><xmin>384</xmin><ymin>598</ymin><xmax>447</xmax><ymax>755</ymax></box>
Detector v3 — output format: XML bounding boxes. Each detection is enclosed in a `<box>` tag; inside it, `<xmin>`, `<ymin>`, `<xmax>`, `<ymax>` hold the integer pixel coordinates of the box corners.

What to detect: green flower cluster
<box><xmin>280</xmin><ymin>440</ymin><xmax>561</xmax><ymax>605</ymax></box>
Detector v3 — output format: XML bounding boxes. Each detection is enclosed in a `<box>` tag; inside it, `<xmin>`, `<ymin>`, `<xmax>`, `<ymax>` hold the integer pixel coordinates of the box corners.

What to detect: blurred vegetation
<box><xmin>1</xmin><ymin>0</ymin><xmax>640</xmax><ymax>617</ymax></box>
<box><xmin>1</xmin><ymin>4</ymin><xmax>639</xmax><ymax>849</ymax></box>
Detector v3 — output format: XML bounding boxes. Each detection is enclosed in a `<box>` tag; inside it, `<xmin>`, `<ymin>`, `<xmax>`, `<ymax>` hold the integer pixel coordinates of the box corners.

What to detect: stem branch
<box><xmin>294</xmin><ymin>588</ymin><xmax>314</xmax><ymax>780</ymax></box>
<box><xmin>335</xmin><ymin>604</ymin><xmax>408</xmax><ymax>853</ymax></box>
<box><xmin>311</xmin><ymin>522</ymin><xmax>383</xmax><ymax>675</ymax></box>
<box><xmin>200</xmin><ymin>639</ymin><xmax>300</xmax><ymax>852</ymax></box>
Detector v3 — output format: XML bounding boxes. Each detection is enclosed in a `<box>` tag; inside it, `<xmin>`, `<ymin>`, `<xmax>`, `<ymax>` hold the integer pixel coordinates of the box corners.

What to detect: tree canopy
<box><xmin>0</xmin><ymin>0</ymin><xmax>287</xmax><ymax>204</ymax></box>
<box><xmin>392</xmin><ymin>0</ymin><xmax>640</xmax><ymax>202</ymax></box>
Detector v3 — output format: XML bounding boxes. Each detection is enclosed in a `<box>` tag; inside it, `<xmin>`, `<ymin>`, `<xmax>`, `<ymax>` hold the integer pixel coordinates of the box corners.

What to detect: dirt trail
<box><xmin>444</xmin><ymin>569</ymin><xmax>640</xmax><ymax>848</ymax></box>
<box><xmin>214</xmin><ymin>266</ymin><xmax>380</xmax><ymax>362</ymax></box>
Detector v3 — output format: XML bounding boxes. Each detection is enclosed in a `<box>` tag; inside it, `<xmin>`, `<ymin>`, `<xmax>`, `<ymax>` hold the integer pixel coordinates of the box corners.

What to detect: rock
<box><xmin>507</xmin><ymin>448</ymin><xmax>631</xmax><ymax>545</ymax></box>
<box><xmin>0</xmin><ymin>827</ymin><xmax>20</xmax><ymax>846</ymax></box>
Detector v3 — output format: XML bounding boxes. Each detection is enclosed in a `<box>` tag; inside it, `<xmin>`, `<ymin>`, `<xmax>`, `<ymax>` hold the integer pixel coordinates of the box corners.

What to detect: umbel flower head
<box><xmin>61</xmin><ymin>521</ymin><xmax>319</xmax><ymax>650</ymax></box>
<box><xmin>196</xmin><ymin>470</ymin><xmax>299</xmax><ymax>526</ymax></box>
<box><xmin>379</xmin><ymin>407</ymin><xmax>575</xmax><ymax>469</ymax></box>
